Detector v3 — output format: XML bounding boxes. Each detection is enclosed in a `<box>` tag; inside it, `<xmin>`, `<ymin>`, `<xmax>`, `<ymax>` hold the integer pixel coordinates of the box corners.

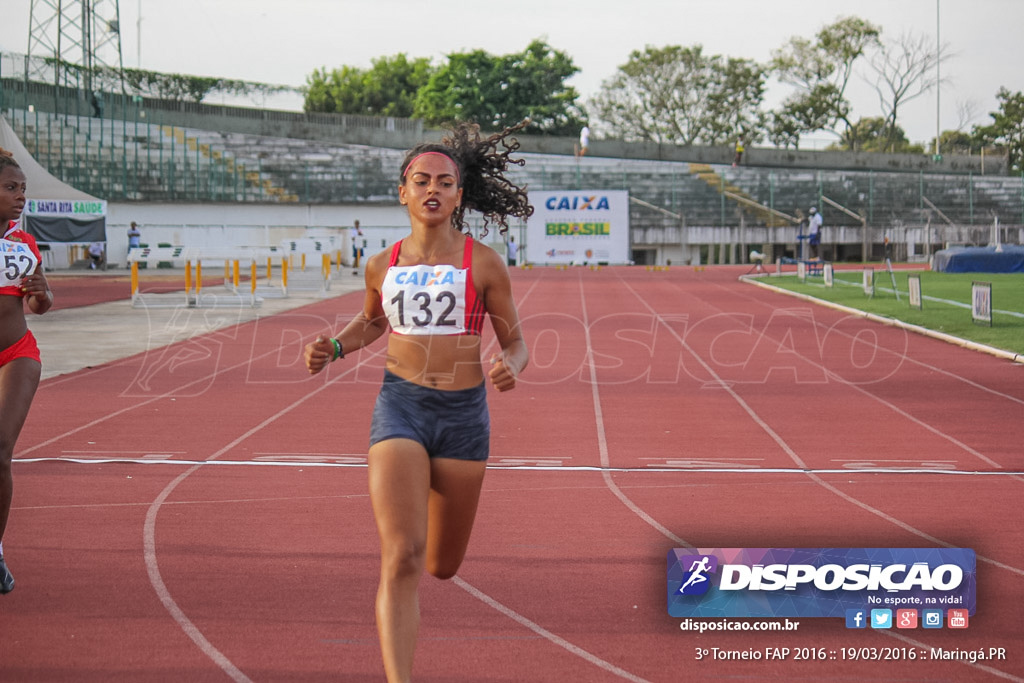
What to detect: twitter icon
<box><xmin>870</xmin><ymin>609</ymin><xmax>893</xmax><ymax>629</ymax></box>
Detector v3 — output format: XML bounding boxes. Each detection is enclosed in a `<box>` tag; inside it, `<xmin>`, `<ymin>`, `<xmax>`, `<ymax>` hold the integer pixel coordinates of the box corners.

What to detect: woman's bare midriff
<box><xmin>385</xmin><ymin>333</ymin><xmax>485</xmax><ymax>390</ymax></box>
<box><xmin>0</xmin><ymin>295</ymin><xmax>28</xmax><ymax>350</ymax></box>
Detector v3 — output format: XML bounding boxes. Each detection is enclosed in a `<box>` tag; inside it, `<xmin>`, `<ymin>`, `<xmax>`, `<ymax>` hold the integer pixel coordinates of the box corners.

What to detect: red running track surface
<box><xmin>3</xmin><ymin>265</ymin><xmax>1022</xmax><ymax>682</ymax></box>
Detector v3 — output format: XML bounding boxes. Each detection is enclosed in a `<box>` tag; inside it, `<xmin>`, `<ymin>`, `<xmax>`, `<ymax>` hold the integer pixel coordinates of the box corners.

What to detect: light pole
<box><xmin>935</xmin><ymin>0</ymin><xmax>941</xmax><ymax>159</ymax></box>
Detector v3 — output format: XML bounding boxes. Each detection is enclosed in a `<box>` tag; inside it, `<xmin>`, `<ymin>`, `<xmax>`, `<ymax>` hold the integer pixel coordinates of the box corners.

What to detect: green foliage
<box><xmin>589</xmin><ymin>45</ymin><xmax>766</xmax><ymax>145</ymax></box>
<box><xmin>303</xmin><ymin>54</ymin><xmax>435</xmax><ymax>117</ymax></box>
<box><xmin>973</xmin><ymin>88</ymin><xmax>1024</xmax><ymax>172</ymax></box>
<box><xmin>47</xmin><ymin>58</ymin><xmax>290</xmax><ymax>103</ymax></box>
<box><xmin>830</xmin><ymin>116</ymin><xmax>922</xmax><ymax>153</ymax></box>
<box><xmin>770</xmin><ymin>16</ymin><xmax>881</xmax><ymax>144</ymax></box>
<box><xmin>412</xmin><ymin>40</ymin><xmax>585</xmax><ymax>135</ymax></box>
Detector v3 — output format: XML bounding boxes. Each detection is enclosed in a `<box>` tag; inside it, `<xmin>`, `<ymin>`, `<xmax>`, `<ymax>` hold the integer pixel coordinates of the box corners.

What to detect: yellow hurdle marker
<box><xmin>322</xmin><ymin>253</ymin><xmax>331</xmax><ymax>280</ymax></box>
<box><xmin>185</xmin><ymin>260</ymin><xmax>193</xmax><ymax>293</ymax></box>
<box><xmin>266</xmin><ymin>256</ymin><xmax>273</xmax><ymax>284</ymax></box>
<box><xmin>282</xmin><ymin>258</ymin><xmax>289</xmax><ymax>294</ymax></box>
<box><xmin>130</xmin><ymin>261</ymin><xmax>139</xmax><ymax>297</ymax></box>
<box><xmin>301</xmin><ymin>253</ymin><xmax>307</xmax><ymax>272</ymax></box>
<box><xmin>251</xmin><ymin>261</ymin><xmax>257</xmax><ymax>298</ymax></box>
<box><xmin>196</xmin><ymin>260</ymin><xmax>203</xmax><ymax>297</ymax></box>
<box><xmin>233</xmin><ymin>260</ymin><xmax>240</xmax><ymax>290</ymax></box>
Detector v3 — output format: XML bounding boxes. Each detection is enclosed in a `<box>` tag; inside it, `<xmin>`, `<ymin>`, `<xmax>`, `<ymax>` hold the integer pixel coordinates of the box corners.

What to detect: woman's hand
<box><xmin>488</xmin><ymin>353</ymin><xmax>519</xmax><ymax>392</ymax></box>
<box><xmin>304</xmin><ymin>334</ymin><xmax>335</xmax><ymax>375</ymax></box>
<box><xmin>21</xmin><ymin>271</ymin><xmax>52</xmax><ymax>314</ymax></box>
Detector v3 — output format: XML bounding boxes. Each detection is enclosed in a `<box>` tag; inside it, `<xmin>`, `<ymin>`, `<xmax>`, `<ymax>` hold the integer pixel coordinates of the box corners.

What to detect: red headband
<box><xmin>405</xmin><ymin>151</ymin><xmax>460</xmax><ymax>184</ymax></box>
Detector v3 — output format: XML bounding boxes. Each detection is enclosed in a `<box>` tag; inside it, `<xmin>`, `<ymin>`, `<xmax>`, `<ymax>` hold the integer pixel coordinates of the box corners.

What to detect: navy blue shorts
<box><xmin>369</xmin><ymin>371</ymin><xmax>490</xmax><ymax>461</ymax></box>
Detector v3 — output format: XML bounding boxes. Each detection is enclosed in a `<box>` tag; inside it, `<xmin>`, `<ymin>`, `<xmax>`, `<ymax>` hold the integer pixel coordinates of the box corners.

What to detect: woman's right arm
<box><xmin>304</xmin><ymin>251</ymin><xmax>390</xmax><ymax>375</ymax></box>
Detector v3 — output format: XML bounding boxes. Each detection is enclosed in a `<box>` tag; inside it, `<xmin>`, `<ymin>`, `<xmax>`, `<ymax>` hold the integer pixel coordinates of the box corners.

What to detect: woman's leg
<box><xmin>425</xmin><ymin>457</ymin><xmax>487</xmax><ymax>579</ymax></box>
<box><xmin>0</xmin><ymin>357</ymin><xmax>42</xmax><ymax>591</ymax></box>
<box><xmin>367</xmin><ymin>439</ymin><xmax>488</xmax><ymax>682</ymax></box>
<box><xmin>368</xmin><ymin>438</ymin><xmax>431</xmax><ymax>683</ymax></box>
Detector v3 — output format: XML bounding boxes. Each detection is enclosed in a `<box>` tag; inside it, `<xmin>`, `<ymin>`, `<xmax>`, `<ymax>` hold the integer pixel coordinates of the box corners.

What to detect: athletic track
<box><xmin>2</xmin><ymin>265</ymin><xmax>1021</xmax><ymax>682</ymax></box>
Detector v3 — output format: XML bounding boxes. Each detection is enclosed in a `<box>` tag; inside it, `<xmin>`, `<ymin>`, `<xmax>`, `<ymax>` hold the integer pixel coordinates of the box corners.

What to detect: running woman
<box><xmin>0</xmin><ymin>148</ymin><xmax>54</xmax><ymax>594</ymax></box>
<box><xmin>304</xmin><ymin>121</ymin><xmax>532</xmax><ymax>682</ymax></box>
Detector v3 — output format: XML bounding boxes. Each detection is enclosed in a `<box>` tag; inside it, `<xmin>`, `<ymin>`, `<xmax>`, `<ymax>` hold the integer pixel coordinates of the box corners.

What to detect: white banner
<box><xmin>26</xmin><ymin>198</ymin><xmax>107</xmax><ymax>217</ymax></box>
<box><xmin>525</xmin><ymin>190</ymin><xmax>630</xmax><ymax>265</ymax></box>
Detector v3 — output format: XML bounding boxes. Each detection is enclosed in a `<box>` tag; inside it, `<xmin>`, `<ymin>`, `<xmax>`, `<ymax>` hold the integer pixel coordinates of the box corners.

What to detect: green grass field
<box><xmin>759</xmin><ymin>267</ymin><xmax>1024</xmax><ymax>357</ymax></box>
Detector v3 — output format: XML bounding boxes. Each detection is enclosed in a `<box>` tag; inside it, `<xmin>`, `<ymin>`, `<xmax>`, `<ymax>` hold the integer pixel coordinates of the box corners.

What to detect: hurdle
<box><xmin>187</xmin><ymin>247</ymin><xmax>263</xmax><ymax>308</ymax></box>
<box><xmin>252</xmin><ymin>246</ymin><xmax>290</xmax><ymax>298</ymax></box>
<box><xmin>129</xmin><ymin>246</ymin><xmax>194</xmax><ymax>308</ymax></box>
<box><xmin>280</xmin><ymin>238</ymin><xmax>334</xmax><ymax>297</ymax></box>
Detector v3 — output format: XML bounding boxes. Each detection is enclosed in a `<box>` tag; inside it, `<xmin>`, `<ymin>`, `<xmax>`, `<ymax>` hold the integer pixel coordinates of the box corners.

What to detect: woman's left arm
<box><xmin>480</xmin><ymin>246</ymin><xmax>528</xmax><ymax>392</ymax></box>
<box><xmin>23</xmin><ymin>265</ymin><xmax>53</xmax><ymax>315</ymax></box>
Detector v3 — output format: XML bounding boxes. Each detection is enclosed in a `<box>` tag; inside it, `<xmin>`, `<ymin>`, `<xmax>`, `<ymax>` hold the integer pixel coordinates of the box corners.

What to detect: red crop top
<box><xmin>1</xmin><ymin>223</ymin><xmax>42</xmax><ymax>296</ymax></box>
<box><xmin>380</xmin><ymin>235</ymin><xmax>484</xmax><ymax>336</ymax></box>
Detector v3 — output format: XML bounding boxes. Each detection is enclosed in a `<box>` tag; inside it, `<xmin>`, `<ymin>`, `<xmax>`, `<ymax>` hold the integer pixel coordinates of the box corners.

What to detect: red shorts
<box><xmin>0</xmin><ymin>330</ymin><xmax>41</xmax><ymax>367</ymax></box>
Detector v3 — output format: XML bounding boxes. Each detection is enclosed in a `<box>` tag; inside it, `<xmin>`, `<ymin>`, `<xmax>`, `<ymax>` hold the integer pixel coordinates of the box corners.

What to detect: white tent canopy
<box><xmin>0</xmin><ymin>114</ymin><xmax>106</xmax><ymax>242</ymax></box>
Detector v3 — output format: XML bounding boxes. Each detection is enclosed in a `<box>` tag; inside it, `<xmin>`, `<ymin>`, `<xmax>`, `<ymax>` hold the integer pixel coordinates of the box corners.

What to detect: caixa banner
<box><xmin>667</xmin><ymin>548</ymin><xmax>975</xmax><ymax>618</ymax></box>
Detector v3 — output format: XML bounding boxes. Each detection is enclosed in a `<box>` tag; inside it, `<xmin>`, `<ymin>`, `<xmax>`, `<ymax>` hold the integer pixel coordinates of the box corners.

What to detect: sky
<box><xmin>2</xmin><ymin>0</ymin><xmax>1022</xmax><ymax>148</ymax></box>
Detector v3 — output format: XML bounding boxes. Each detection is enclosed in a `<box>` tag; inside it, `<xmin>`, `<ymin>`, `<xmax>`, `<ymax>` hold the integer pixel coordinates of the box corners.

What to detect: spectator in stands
<box><xmin>507</xmin><ymin>235</ymin><xmax>519</xmax><ymax>267</ymax></box>
<box><xmin>733</xmin><ymin>139</ymin><xmax>744</xmax><ymax>167</ymax></box>
<box><xmin>0</xmin><ymin>148</ymin><xmax>54</xmax><ymax>595</ymax></box>
<box><xmin>577</xmin><ymin>123</ymin><xmax>590</xmax><ymax>157</ymax></box>
<box><xmin>303</xmin><ymin>121</ymin><xmax>531</xmax><ymax>683</ymax></box>
<box><xmin>808</xmin><ymin>206</ymin><xmax>823</xmax><ymax>259</ymax></box>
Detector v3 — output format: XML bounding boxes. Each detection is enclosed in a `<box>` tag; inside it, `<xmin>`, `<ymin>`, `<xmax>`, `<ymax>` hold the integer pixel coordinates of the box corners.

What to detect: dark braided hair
<box><xmin>399</xmin><ymin>120</ymin><xmax>534</xmax><ymax>235</ymax></box>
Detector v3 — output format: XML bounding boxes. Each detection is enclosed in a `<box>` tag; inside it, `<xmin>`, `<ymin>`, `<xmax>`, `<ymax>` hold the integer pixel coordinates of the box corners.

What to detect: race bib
<box><xmin>0</xmin><ymin>238</ymin><xmax>40</xmax><ymax>288</ymax></box>
<box><xmin>382</xmin><ymin>264</ymin><xmax>468</xmax><ymax>335</ymax></box>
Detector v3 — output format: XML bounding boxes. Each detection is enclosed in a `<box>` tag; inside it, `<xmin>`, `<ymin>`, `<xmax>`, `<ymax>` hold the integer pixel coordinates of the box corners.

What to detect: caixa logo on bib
<box><xmin>667</xmin><ymin>548</ymin><xmax>976</xmax><ymax>619</ymax></box>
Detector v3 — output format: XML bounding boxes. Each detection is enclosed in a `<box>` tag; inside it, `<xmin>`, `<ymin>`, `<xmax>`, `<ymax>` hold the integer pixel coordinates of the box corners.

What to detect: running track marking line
<box><xmin>141</xmin><ymin>355</ymin><xmax>373</xmax><ymax>682</ymax></box>
<box><xmin>576</xmin><ymin>275</ymin><xmax>689</xmax><ymax>551</ymax></box>
<box><xmin>453</xmin><ymin>576</ymin><xmax>652</xmax><ymax>683</ymax></box>
<box><xmin>132</xmin><ymin>274</ymin><xmax>651</xmax><ymax>683</ymax></box>
<box><xmin>143</xmin><ymin>465</ymin><xmax>253</xmax><ymax>683</ymax></box>
<box><xmin>17</xmin><ymin>457</ymin><xmax>1024</xmax><ymax>477</ymax></box>
<box><xmin>454</xmin><ymin>272</ymin><xmax>658</xmax><ymax>681</ymax></box>
<box><xmin>623</xmin><ymin>275</ymin><xmax>1024</xmax><ymax>577</ymax></box>
<box><xmin>620</xmin><ymin>274</ymin><xmax>1024</xmax><ymax>680</ymax></box>
<box><xmin>613</xmin><ymin>274</ymin><xmax>1024</xmax><ymax>680</ymax></box>
<box><xmin>725</xmin><ymin>283</ymin><xmax>1024</xmax><ymax>478</ymax></box>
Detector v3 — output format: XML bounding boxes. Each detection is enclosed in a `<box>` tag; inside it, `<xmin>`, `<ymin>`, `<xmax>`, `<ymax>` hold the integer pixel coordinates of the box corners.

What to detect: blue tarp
<box><xmin>932</xmin><ymin>245</ymin><xmax>1024</xmax><ymax>273</ymax></box>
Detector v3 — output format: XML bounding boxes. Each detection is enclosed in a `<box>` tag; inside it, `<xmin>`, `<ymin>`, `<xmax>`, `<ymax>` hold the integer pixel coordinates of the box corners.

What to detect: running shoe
<box><xmin>0</xmin><ymin>555</ymin><xmax>14</xmax><ymax>594</ymax></box>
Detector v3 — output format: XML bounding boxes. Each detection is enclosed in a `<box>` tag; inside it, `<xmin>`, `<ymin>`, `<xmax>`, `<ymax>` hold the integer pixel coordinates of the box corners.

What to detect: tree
<box><xmin>303</xmin><ymin>54</ymin><xmax>435</xmax><ymax>117</ymax></box>
<box><xmin>832</xmin><ymin>117</ymin><xmax>922</xmax><ymax>153</ymax></box>
<box><xmin>771</xmin><ymin>16</ymin><xmax>881</xmax><ymax>146</ymax></box>
<box><xmin>973</xmin><ymin>88</ymin><xmax>1024</xmax><ymax>172</ymax></box>
<box><xmin>865</xmin><ymin>31</ymin><xmax>950</xmax><ymax>153</ymax></box>
<box><xmin>589</xmin><ymin>45</ymin><xmax>766</xmax><ymax>145</ymax></box>
<box><xmin>413</xmin><ymin>40</ymin><xmax>585</xmax><ymax>135</ymax></box>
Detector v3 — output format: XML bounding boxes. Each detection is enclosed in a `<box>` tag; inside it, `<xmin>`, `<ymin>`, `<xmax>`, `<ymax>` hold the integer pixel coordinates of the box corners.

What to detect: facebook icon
<box><xmin>845</xmin><ymin>609</ymin><xmax>867</xmax><ymax>629</ymax></box>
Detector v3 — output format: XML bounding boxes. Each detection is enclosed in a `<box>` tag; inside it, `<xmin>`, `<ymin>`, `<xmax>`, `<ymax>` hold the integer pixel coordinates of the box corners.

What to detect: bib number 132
<box><xmin>390</xmin><ymin>290</ymin><xmax>458</xmax><ymax>328</ymax></box>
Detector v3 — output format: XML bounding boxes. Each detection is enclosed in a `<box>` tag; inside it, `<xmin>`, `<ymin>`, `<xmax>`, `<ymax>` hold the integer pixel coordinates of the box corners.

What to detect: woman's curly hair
<box><xmin>399</xmin><ymin>120</ymin><xmax>534</xmax><ymax>235</ymax></box>
<box><xmin>0</xmin><ymin>147</ymin><xmax>21</xmax><ymax>172</ymax></box>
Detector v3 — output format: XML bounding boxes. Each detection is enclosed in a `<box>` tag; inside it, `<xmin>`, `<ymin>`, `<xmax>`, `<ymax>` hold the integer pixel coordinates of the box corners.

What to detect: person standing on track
<box><xmin>303</xmin><ymin>121</ymin><xmax>532</xmax><ymax>683</ymax></box>
<box><xmin>0</xmin><ymin>148</ymin><xmax>54</xmax><ymax>595</ymax></box>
